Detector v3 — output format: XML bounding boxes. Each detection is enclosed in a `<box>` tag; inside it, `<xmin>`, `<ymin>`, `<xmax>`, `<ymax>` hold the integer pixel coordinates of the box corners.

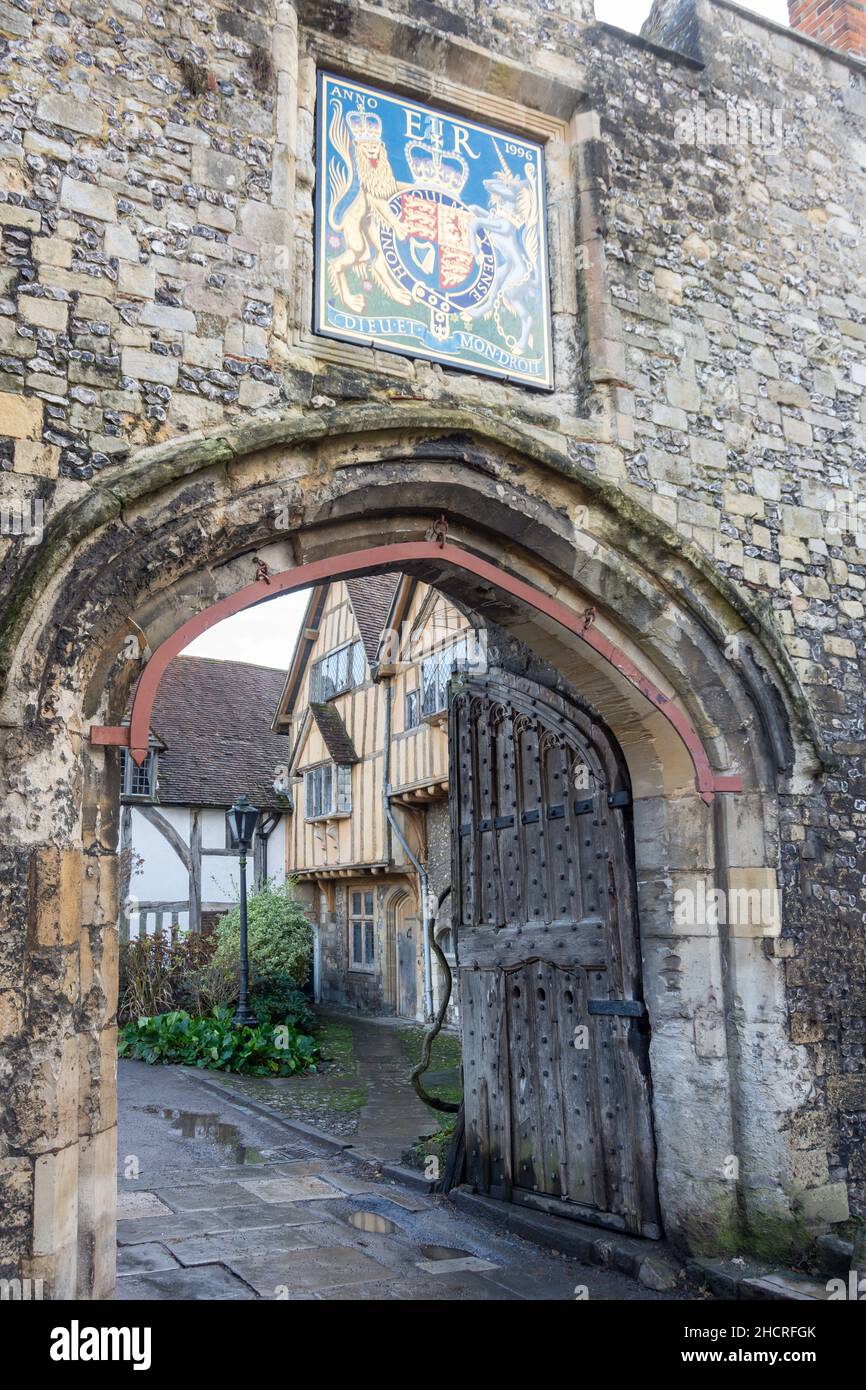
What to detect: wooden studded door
<box><xmin>449</xmin><ymin>669</ymin><xmax>661</xmax><ymax>1238</ymax></box>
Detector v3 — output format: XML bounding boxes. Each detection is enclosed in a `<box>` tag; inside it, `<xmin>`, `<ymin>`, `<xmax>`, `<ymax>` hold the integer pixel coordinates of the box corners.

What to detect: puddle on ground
<box><xmin>348</xmin><ymin>1210</ymin><xmax>398</xmax><ymax>1234</ymax></box>
<box><xmin>138</xmin><ymin>1106</ymin><xmax>266</xmax><ymax>1165</ymax></box>
<box><xmin>419</xmin><ymin>1244</ymin><xmax>472</xmax><ymax>1260</ymax></box>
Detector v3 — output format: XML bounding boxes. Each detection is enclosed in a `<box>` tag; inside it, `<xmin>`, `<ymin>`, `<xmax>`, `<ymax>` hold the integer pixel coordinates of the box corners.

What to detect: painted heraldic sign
<box><xmin>315</xmin><ymin>73</ymin><xmax>554</xmax><ymax>390</ymax></box>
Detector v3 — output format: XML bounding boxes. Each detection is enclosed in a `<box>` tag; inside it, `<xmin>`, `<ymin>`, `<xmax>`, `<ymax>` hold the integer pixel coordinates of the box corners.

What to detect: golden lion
<box><xmin>326</xmin><ymin>100</ymin><xmax>412</xmax><ymax>313</ymax></box>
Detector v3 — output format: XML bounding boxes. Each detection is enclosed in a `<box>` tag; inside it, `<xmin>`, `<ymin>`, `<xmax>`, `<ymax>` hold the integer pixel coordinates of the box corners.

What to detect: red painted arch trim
<box><xmin>92</xmin><ymin>540</ymin><xmax>741</xmax><ymax>804</ymax></box>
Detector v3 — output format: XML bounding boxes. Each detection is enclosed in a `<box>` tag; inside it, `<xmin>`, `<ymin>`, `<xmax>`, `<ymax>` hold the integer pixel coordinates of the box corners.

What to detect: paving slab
<box><xmin>226</xmin><ymin>1244</ymin><xmax>397</xmax><ymax>1295</ymax></box>
<box><xmin>167</xmin><ymin>1225</ymin><xmax>318</xmax><ymax>1268</ymax></box>
<box><xmin>113</xmin><ymin>1265</ymin><xmax>258</xmax><ymax>1300</ymax></box>
<box><xmin>117</xmin><ymin>1242</ymin><xmax>182</xmax><ymax>1275</ymax></box>
<box><xmin>315</xmin><ymin>1271</ymin><xmax>524</xmax><ymax>1301</ymax></box>
<box><xmin>320</xmin><ymin>1172</ymin><xmax>380</xmax><ymax>1196</ymax></box>
<box><xmin>415</xmin><ymin>1255</ymin><xmax>500</xmax><ymax>1274</ymax></box>
<box><xmin>377</xmin><ymin>1188</ymin><xmax>433</xmax><ymax>1212</ymax></box>
<box><xmin>236</xmin><ymin>1175</ymin><xmax>342</xmax><ymax>1203</ymax></box>
<box><xmin>116</xmin><ymin>1191</ymin><xmax>174</xmax><ymax>1220</ymax></box>
<box><xmin>155</xmin><ymin>1182</ymin><xmax>265</xmax><ymax>1211</ymax></box>
<box><xmin>261</xmin><ymin>1160</ymin><xmax>340</xmax><ymax>1178</ymax></box>
<box><xmin>118</xmin><ymin>1200</ymin><xmax>333</xmax><ymax>1247</ymax></box>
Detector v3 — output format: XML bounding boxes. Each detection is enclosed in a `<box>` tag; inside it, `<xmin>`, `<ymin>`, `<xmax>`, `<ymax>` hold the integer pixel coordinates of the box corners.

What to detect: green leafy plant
<box><xmin>250</xmin><ymin>971</ymin><xmax>315</xmax><ymax>1033</ymax></box>
<box><xmin>118</xmin><ymin>1005</ymin><xmax>319</xmax><ymax>1076</ymax></box>
<box><xmin>176</xmin><ymin>958</ymin><xmax>239</xmax><ymax>1017</ymax></box>
<box><xmin>213</xmin><ymin>880</ymin><xmax>313</xmax><ymax>988</ymax></box>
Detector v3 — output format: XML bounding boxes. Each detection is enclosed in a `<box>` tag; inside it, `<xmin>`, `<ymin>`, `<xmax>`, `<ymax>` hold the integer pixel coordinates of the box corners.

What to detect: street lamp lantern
<box><xmin>227</xmin><ymin>793</ymin><xmax>259</xmax><ymax>851</ymax></box>
<box><xmin>227</xmin><ymin>794</ymin><xmax>259</xmax><ymax>1028</ymax></box>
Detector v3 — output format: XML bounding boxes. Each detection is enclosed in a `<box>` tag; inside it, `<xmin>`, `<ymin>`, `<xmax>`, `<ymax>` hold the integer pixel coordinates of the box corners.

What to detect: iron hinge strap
<box><xmin>464</xmin><ymin>811</ymin><xmax>517</xmax><ymax>828</ymax></box>
<box><xmin>587</xmin><ymin>999</ymin><xmax>647</xmax><ymax>1018</ymax></box>
<box><xmin>572</xmin><ymin>793</ymin><xmax>631</xmax><ymax>813</ymax></box>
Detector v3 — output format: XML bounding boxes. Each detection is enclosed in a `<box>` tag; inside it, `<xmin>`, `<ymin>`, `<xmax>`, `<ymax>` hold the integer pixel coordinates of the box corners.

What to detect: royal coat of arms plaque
<box><xmin>314</xmin><ymin>73</ymin><xmax>554</xmax><ymax>389</ymax></box>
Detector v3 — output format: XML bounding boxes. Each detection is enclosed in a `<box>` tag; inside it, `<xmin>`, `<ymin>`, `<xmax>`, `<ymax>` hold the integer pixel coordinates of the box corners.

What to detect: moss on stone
<box><xmin>0</xmin><ymin>402</ymin><xmax>827</xmax><ymax>775</ymax></box>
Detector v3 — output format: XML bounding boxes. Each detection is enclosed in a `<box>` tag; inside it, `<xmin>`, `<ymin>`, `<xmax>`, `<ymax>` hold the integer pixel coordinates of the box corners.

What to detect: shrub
<box><xmin>213</xmin><ymin>880</ymin><xmax>313</xmax><ymax>989</ymax></box>
<box><xmin>178</xmin><ymin>957</ymin><xmax>238</xmax><ymax>1016</ymax></box>
<box><xmin>119</xmin><ymin>931</ymin><xmax>175</xmax><ymax>1022</ymax></box>
<box><xmin>119</xmin><ymin>927</ymin><xmax>223</xmax><ymax>1024</ymax></box>
<box><xmin>250</xmin><ymin>971</ymin><xmax>315</xmax><ymax>1033</ymax></box>
<box><xmin>118</xmin><ymin>1005</ymin><xmax>319</xmax><ymax>1076</ymax></box>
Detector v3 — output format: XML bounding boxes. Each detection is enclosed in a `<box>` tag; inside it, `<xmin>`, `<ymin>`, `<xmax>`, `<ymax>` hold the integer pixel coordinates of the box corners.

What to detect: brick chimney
<box><xmin>788</xmin><ymin>0</ymin><xmax>866</xmax><ymax>57</ymax></box>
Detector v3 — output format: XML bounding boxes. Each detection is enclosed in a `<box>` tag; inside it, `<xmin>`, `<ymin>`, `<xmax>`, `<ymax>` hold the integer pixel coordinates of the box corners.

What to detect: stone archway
<box><xmin>0</xmin><ymin>405</ymin><xmax>824</xmax><ymax>1297</ymax></box>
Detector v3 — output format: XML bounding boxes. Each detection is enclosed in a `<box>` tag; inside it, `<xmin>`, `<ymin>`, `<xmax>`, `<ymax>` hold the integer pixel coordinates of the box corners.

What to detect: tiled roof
<box><xmin>309</xmin><ymin>702</ymin><xmax>359</xmax><ymax>763</ymax></box>
<box><xmin>149</xmin><ymin>656</ymin><xmax>288</xmax><ymax>808</ymax></box>
<box><xmin>346</xmin><ymin>572</ymin><xmax>401</xmax><ymax>662</ymax></box>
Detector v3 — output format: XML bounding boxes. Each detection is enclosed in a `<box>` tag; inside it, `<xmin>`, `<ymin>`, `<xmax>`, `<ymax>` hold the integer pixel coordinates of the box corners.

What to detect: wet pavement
<box><xmin>116</xmin><ymin>1059</ymin><xmax>673</xmax><ymax>1301</ymax></box>
<box><xmin>200</xmin><ymin>1010</ymin><xmax>456</xmax><ymax>1160</ymax></box>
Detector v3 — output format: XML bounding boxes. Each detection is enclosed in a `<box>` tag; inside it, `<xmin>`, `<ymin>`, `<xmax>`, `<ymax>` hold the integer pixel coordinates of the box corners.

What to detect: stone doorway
<box><xmin>0</xmin><ymin>412</ymin><xmax>823</xmax><ymax>1296</ymax></box>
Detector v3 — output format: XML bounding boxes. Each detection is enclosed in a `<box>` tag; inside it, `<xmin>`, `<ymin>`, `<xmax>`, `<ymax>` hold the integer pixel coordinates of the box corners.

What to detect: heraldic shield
<box><xmin>314</xmin><ymin>72</ymin><xmax>554</xmax><ymax>389</ymax></box>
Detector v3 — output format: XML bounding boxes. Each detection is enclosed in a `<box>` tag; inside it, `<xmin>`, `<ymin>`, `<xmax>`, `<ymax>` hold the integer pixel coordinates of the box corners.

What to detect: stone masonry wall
<box><xmin>1</xmin><ymin>0</ymin><xmax>865</xmax><ymax>1271</ymax></box>
<box><xmin>588</xmin><ymin>2</ymin><xmax>866</xmax><ymax>1226</ymax></box>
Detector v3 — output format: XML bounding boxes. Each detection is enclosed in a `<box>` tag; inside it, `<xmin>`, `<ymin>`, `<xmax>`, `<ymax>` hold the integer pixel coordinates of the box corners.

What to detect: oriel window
<box><xmin>304</xmin><ymin>762</ymin><xmax>352</xmax><ymax>818</ymax></box>
<box><xmin>310</xmin><ymin>639</ymin><xmax>365</xmax><ymax>702</ymax></box>
<box><xmin>420</xmin><ymin>634</ymin><xmax>483</xmax><ymax>717</ymax></box>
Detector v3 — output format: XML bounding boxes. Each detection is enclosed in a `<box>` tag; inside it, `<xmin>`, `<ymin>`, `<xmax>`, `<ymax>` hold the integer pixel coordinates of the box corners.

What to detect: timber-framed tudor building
<box><xmin>117</xmin><ymin>656</ymin><xmax>288</xmax><ymax>941</ymax></box>
<box><xmin>274</xmin><ymin>572</ymin><xmax>472</xmax><ymax>1021</ymax></box>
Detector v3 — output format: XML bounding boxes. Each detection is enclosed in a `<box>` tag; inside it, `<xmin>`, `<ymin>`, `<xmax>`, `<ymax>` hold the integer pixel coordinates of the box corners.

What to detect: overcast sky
<box><xmin>183</xmin><ymin>0</ymin><xmax>790</xmax><ymax>672</ymax></box>
<box><xmin>183</xmin><ymin>590</ymin><xmax>309</xmax><ymax>671</ymax></box>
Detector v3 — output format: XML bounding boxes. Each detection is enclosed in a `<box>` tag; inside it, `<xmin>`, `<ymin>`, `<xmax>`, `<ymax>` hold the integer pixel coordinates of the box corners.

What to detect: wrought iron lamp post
<box><xmin>227</xmin><ymin>794</ymin><xmax>259</xmax><ymax>1028</ymax></box>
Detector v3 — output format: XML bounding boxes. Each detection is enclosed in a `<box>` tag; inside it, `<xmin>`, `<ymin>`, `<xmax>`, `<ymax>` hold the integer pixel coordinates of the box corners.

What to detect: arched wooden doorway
<box><xmin>451</xmin><ymin>669</ymin><xmax>659</xmax><ymax>1236</ymax></box>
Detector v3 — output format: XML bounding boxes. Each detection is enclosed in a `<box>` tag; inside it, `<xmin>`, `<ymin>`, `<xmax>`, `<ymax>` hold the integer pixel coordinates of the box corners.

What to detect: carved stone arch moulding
<box><xmin>0</xmin><ymin>408</ymin><xmax>825</xmax><ymax>801</ymax></box>
<box><xmin>91</xmin><ymin>538</ymin><xmax>742</xmax><ymax>805</ymax></box>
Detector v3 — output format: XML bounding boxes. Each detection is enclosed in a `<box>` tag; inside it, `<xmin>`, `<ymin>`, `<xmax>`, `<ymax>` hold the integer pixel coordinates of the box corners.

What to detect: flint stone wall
<box><xmin>0</xmin><ymin>0</ymin><xmax>865</xmax><ymax>1287</ymax></box>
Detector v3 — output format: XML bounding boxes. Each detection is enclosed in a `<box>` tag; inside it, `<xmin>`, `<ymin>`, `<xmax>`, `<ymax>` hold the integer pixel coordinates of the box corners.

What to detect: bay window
<box><xmin>304</xmin><ymin>761</ymin><xmax>352</xmax><ymax>819</ymax></box>
<box><xmin>310</xmin><ymin>639</ymin><xmax>365</xmax><ymax>702</ymax></box>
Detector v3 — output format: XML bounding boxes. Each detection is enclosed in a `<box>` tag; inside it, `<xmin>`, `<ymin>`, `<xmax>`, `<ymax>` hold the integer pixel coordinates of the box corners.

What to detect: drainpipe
<box><xmin>381</xmin><ymin>677</ymin><xmax>434</xmax><ymax>1022</ymax></box>
<box><xmin>255</xmin><ymin>810</ymin><xmax>282</xmax><ymax>890</ymax></box>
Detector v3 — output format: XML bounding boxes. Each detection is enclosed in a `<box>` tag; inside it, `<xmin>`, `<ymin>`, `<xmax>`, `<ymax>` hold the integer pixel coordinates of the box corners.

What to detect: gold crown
<box><xmin>406</xmin><ymin>139</ymin><xmax>468</xmax><ymax>196</ymax></box>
